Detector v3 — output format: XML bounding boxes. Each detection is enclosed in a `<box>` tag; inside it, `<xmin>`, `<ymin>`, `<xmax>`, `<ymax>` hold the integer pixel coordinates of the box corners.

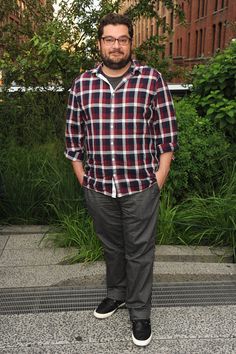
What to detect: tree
<box><xmin>0</xmin><ymin>0</ymin><xmax>186</xmax><ymax>89</ymax></box>
<box><xmin>0</xmin><ymin>0</ymin><xmax>120</xmax><ymax>89</ymax></box>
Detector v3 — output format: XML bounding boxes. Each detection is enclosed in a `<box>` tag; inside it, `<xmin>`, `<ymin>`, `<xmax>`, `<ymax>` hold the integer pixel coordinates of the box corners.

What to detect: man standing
<box><xmin>65</xmin><ymin>13</ymin><xmax>178</xmax><ymax>347</ymax></box>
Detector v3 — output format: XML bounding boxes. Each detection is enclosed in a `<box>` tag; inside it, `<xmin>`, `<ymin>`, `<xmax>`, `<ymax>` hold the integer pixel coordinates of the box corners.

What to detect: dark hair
<box><xmin>97</xmin><ymin>13</ymin><xmax>133</xmax><ymax>40</ymax></box>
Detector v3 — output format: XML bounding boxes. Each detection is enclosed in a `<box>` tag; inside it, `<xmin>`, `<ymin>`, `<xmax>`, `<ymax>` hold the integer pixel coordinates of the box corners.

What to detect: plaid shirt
<box><xmin>65</xmin><ymin>61</ymin><xmax>178</xmax><ymax>197</ymax></box>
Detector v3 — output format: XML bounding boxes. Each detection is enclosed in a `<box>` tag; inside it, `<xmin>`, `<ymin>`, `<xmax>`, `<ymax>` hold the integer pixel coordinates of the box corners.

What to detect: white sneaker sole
<box><xmin>132</xmin><ymin>332</ymin><xmax>152</xmax><ymax>347</ymax></box>
<box><xmin>93</xmin><ymin>302</ymin><xmax>125</xmax><ymax>319</ymax></box>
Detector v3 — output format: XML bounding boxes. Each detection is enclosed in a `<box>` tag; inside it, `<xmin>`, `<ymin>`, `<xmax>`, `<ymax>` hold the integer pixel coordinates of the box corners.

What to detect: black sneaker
<box><xmin>132</xmin><ymin>319</ymin><xmax>152</xmax><ymax>346</ymax></box>
<box><xmin>94</xmin><ymin>297</ymin><xmax>125</xmax><ymax>319</ymax></box>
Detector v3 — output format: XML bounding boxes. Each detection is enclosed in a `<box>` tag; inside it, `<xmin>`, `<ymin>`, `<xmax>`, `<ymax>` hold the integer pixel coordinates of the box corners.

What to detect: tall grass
<box><xmin>156</xmin><ymin>190</ymin><xmax>178</xmax><ymax>245</ymax></box>
<box><xmin>41</xmin><ymin>204</ymin><xmax>103</xmax><ymax>263</ymax></box>
<box><xmin>0</xmin><ymin>141</ymin><xmax>82</xmax><ymax>224</ymax></box>
<box><xmin>173</xmin><ymin>163</ymin><xmax>236</xmax><ymax>261</ymax></box>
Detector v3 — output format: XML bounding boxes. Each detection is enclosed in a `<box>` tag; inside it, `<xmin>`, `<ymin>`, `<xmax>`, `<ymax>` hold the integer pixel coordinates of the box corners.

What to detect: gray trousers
<box><xmin>84</xmin><ymin>184</ymin><xmax>160</xmax><ymax>320</ymax></box>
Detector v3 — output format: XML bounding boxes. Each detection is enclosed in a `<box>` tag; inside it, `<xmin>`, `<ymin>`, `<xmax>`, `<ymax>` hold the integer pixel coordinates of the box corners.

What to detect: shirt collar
<box><xmin>90</xmin><ymin>60</ymin><xmax>143</xmax><ymax>76</ymax></box>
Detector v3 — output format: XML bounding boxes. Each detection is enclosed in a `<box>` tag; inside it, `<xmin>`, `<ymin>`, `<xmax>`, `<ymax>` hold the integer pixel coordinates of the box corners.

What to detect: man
<box><xmin>65</xmin><ymin>13</ymin><xmax>178</xmax><ymax>347</ymax></box>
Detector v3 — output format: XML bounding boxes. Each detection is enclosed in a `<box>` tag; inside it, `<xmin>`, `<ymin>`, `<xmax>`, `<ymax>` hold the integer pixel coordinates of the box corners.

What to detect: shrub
<box><xmin>191</xmin><ymin>41</ymin><xmax>236</xmax><ymax>140</ymax></box>
<box><xmin>173</xmin><ymin>164</ymin><xmax>236</xmax><ymax>261</ymax></box>
<box><xmin>0</xmin><ymin>91</ymin><xmax>67</xmax><ymax>148</ymax></box>
<box><xmin>166</xmin><ymin>98</ymin><xmax>231</xmax><ymax>202</ymax></box>
<box><xmin>0</xmin><ymin>141</ymin><xmax>82</xmax><ymax>224</ymax></box>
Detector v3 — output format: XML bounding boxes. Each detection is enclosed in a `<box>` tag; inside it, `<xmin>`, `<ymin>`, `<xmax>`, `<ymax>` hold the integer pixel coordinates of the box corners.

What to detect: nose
<box><xmin>113</xmin><ymin>39</ymin><xmax>121</xmax><ymax>48</ymax></box>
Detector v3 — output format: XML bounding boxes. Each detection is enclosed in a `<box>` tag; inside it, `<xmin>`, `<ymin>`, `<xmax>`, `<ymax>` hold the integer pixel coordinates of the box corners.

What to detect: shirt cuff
<box><xmin>64</xmin><ymin>150</ymin><xmax>84</xmax><ymax>162</ymax></box>
<box><xmin>157</xmin><ymin>142</ymin><xmax>179</xmax><ymax>155</ymax></box>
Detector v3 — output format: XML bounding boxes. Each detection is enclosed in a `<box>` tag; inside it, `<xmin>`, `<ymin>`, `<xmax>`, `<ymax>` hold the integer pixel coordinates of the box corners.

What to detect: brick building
<box><xmin>0</xmin><ymin>0</ymin><xmax>49</xmax><ymax>28</ymax></box>
<box><xmin>121</xmin><ymin>0</ymin><xmax>236</xmax><ymax>67</ymax></box>
<box><xmin>173</xmin><ymin>0</ymin><xmax>236</xmax><ymax>67</ymax></box>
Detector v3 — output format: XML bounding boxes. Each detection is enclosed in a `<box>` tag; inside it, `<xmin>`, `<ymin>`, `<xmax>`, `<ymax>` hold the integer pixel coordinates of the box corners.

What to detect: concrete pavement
<box><xmin>0</xmin><ymin>225</ymin><xmax>235</xmax><ymax>353</ymax></box>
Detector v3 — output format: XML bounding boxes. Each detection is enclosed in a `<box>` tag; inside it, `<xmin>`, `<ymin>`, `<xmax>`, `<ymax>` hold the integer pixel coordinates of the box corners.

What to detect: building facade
<box><xmin>121</xmin><ymin>0</ymin><xmax>236</xmax><ymax>67</ymax></box>
<box><xmin>0</xmin><ymin>0</ymin><xmax>49</xmax><ymax>28</ymax></box>
<box><xmin>173</xmin><ymin>0</ymin><xmax>236</xmax><ymax>67</ymax></box>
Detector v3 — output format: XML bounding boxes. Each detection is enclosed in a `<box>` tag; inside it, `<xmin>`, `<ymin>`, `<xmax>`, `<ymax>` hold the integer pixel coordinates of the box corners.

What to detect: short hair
<box><xmin>97</xmin><ymin>13</ymin><xmax>133</xmax><ymax>40</ymax></box>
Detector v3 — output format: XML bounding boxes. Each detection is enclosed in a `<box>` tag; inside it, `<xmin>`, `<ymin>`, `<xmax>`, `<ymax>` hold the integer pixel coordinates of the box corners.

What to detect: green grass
<box><xmin>41</xmin><ymin>204</ymin><xmax>103</xmax><ymax>263</ymax></box>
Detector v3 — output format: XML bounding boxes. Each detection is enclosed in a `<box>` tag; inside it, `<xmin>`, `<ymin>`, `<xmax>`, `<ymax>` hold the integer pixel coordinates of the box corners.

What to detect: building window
<box><xmin>197</xmin><ymin>0</ymin><xmax>200</xmax><ymax>18</ymax></box>
<box><xmin>218</xmin><ymin>22</ymin><xmax>222</xmax><ymax>49</ymax></box>
<box><xmin>223</xmin><ymin>20</ymin><xmax>227</xmax><ymax>46</ymax></box>
<box><xmin>203</xmin><ymin>28</ymin><xmax>206</xmax><ymax>54</ymax></box>
<box><xmin>151</xmin><ymin>24</ymin><xmax>154</xmax><ymax>36</ymax></box>
<box><xmin>163</xmin><ymin>16</ymin><xmax>166</xmax><ymax>33</ymax></box>
<box><xmin>195</xmin><ymin>30</ymin><xmax>198</xmax><ymax>57</ymax></box>
<box><xmin>169</xmin><ymin>42</ymin><xmax>173</xmax><ymax>57</ymax></box>
<box><xmin>214</xmin><ymin>0</ymin><xmax>218</xmax><ymax>11</ymax></box>
<box><xmin>156</xmin><ymin>21</ymin><xmax>159</xmax><ymax>36</ymax></box>
<box><xmin>199</xmin><ymin>29</ymin><xmax>203</xmax><ymax>55</ymax></box>
<box><xmin>212</xmin><ymin>24</ymin><xmax>216</xmax><ymax>53</ymax></box>
<box><xmin>201</xmin><ymin>0</ymin><xmax>205</xmax><ymax>16</ymax></box>
<box><xmin>187</xmin><ymin>33</ymin><xmax>190</xmax><ymax>57</ymax></box>
<box><xmin>221</xmin><ymin>0</ymin><xmax>225</xmax><ymax>8</ymax></box>
<box><xmin>170</xmin><ymin>11</ymin><xmax>174</xmax><ymax>30</ymax></box>
<box><xmin>205</xmin><ymin>0</ymin><xmax>208</xmax><ymax>14</ymax></box>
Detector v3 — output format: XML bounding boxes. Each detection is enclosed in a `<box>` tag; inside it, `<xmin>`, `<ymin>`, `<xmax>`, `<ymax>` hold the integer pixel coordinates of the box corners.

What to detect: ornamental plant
<box><xmin>191</xmin><ymin>41</ymin><xmax>236</xmax><ymax>140</ymax></box>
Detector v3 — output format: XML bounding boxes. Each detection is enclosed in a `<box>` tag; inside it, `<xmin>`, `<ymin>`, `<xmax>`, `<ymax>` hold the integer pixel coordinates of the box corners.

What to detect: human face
<box><xmin>98</xmin><ymin>24</ymin><xmax>132</xmax><ymax>70</ymax></box>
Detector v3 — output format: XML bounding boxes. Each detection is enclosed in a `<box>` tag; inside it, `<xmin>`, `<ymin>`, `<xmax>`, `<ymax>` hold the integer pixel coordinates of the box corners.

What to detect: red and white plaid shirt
<box><xmin>65</xmin><ymin>61</ymin><xmax>178</xmax><ymax>197</ymax></box>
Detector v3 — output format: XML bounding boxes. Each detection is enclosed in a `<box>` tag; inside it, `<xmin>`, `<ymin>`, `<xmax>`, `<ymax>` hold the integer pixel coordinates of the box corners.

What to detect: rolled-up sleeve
<box><xmin>152</xmin><ymin>74</ymin><xmax>178</xmax><ymax>155</ymax></box>
<box><xmin>65</xmin><ymin>82</ymin><xmax>85</xmax><ymax>162</ymax></box>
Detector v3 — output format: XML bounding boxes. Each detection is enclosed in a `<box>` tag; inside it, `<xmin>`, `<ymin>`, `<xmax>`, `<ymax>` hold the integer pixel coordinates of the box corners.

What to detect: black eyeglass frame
<box><xmin>101</xmin><ymin>36</ymin><xmax>132</xmax><ymax>46</ymax></box>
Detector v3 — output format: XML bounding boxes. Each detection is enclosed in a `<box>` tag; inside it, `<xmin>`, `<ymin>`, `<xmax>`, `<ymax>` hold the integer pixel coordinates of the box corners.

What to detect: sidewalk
<box><xmin>0</xmin><ymin>225</ymin><xmax>235</xmax><ymax>354</ymax></box>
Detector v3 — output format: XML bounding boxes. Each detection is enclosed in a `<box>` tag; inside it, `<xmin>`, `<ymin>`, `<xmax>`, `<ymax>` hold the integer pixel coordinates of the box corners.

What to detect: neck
<box><xmin>102</xmin><ymin>62</ymin><xmax>131</xmax><ymax>77</ymax></box>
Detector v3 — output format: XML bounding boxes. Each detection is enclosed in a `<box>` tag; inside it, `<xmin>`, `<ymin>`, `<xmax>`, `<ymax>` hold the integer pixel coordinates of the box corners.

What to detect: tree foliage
<box><xmin>0</xmin><ymin>0</ymin><xmax>186</xmax><ymax>89</ymax></box>
<box><xmin>0</xmin><ymin>0</ymin><xmax>120</xmax><ymax>89</ymax></box>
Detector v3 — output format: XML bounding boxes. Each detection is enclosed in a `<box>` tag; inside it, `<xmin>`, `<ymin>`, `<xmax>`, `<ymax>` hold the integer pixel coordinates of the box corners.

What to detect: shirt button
<box><xmin>111</xmin><ymin>125</ymin><xmax>113</xmax><ymax>129</ymax></box>
<box><xmin>111</xmin><ymin>109</ymin><xmax>114</xmax><ymax>113</ymax></box>
<box><xmin>112</xmin><ymin>158</ymin><xmax>115</xmax><ymax>161</ymax></box>
<box><xmin>111</xmin><ymin>142</ymin><xmax>114</xmax><ymax>145</ymax></box>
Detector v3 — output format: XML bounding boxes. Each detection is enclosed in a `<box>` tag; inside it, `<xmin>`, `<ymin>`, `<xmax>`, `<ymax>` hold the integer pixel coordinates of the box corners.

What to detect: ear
<box><xmin>97</xmin><ymin>40</ymin><xmax>101</xmax><ymax>51</ymax></box>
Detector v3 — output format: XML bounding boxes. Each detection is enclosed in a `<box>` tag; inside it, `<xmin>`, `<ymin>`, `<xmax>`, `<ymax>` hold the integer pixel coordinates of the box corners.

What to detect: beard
<box><xmin>100</xmin><ymin>49</ymin><xmax>132</xmax><ymax>70</ymax></box>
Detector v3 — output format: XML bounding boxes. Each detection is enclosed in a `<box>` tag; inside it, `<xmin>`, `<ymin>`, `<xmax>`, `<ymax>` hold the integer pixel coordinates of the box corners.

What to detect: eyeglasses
<box><xmin>101</xmin><ymin>36</ymin><xmax>131</xmax><ymax>46</ymax></box>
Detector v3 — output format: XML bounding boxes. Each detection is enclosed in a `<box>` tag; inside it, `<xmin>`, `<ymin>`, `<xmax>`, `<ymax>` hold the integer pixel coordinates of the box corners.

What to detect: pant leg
<box><xmin>120</xmin><ymin>184</ymin><xmax>160</xmax><ymax>320</ymax></box>
<box><xmin>83</xmin><ymin>188</ymin><xmax>126</xmax><ymax>301</ymax></box>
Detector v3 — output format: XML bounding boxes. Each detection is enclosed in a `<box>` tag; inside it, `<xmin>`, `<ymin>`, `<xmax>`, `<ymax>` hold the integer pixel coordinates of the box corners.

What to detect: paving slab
<box><xmin>0</xmin><ymin>261</ymin><xmax>235</xmax><ymax>289</ymax></box>
<box><xmin>1</xmin><ymin>339</ymin><xmax>235</xmax><ymax>354</ymax></box>
<box><xmin>0</xmin><ymin>263</ymin><xmax>106</xmax><ymax>288</ymax></box>
<box><xmin>0</xmin><ymin>225</ymin><xmax>50</xmax><ymax>235</ymax></box>
<box><xmin>155</xmin><ymin>245</ymin><xmax>233</xmax><ymax>263</ymax></box>
<box><xmin>4</xmin><ymin>233</ymin><xmax>46</xmax><ymax>249</ymax></box>
<box><xmin>0</xmin><ymin>226</ymin><xmax>234</xmax><ymax>262</ymax></box>
<box><xmin>0</xmin><ymin>248</ymin><xmax>79</xmax><ymax>267</ymax></box>
<box><xmin>0</xmin><ymin>235</ymin><xmax>9</xmax><ymax>256</ymax></box>
<box><xmin>2</xmin><ymin>232</ymin><xmax>234</xmax><ymax>262</ymax></box>
<box><xmin>0</xmin><ymin>306</ymin><xmax>235</xmax><ymax>354</ymax></box>
<box><xmin>153</xmin><ymin>261</ymin><xmax>236</xmax><ymax>282</ymax></box>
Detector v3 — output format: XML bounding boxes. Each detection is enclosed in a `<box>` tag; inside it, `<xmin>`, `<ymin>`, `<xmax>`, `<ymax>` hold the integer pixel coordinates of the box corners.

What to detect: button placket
<box><xmin>110</xmin><ymin>91</ymin><xmax>117</xmax><ymax>182</ymax></box>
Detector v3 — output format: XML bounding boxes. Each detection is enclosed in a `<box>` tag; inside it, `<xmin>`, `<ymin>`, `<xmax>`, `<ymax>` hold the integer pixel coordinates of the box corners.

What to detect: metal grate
<box><xmin>0</xmin><ymin>281</ymin><xmax>236</xmax><ymax>315</ymax></box>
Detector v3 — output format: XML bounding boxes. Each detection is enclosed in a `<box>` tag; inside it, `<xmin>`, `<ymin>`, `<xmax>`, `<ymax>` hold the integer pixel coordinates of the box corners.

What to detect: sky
<box><xmin>53</xmin><ymin>0</ymin><xmax>99</xmax><ymax>15</ymax></box>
